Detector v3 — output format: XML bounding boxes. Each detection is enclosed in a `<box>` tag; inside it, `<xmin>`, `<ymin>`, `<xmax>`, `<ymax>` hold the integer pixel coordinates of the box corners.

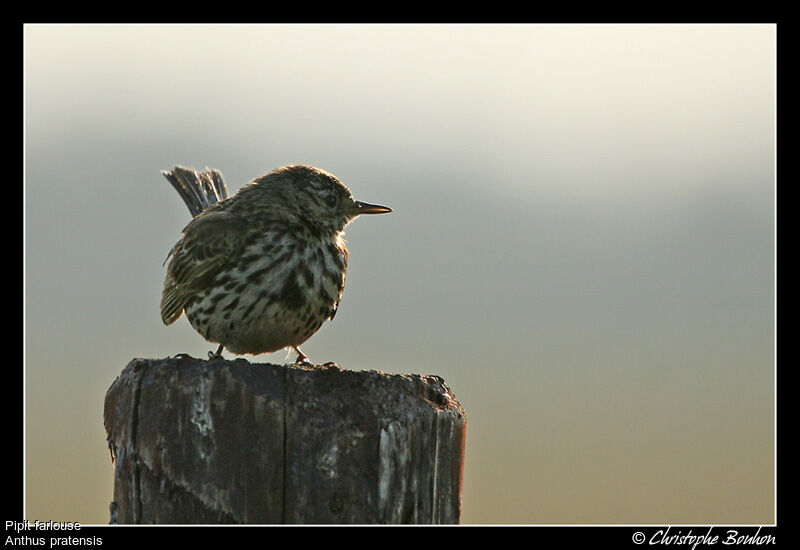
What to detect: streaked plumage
<box><xmin>160</xmin><ymin>164</ymin><xmax>391</xmax><ymax>363</ymax></box>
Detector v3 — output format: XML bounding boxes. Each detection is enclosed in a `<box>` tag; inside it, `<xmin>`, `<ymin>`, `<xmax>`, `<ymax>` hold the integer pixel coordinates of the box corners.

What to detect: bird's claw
<box><xmin>292</xmin><ymin>347</ymin><xmax>314</xmax><ymax>367</ymax></box>
<box><xmin>208</xmin><ymin>344</ymin><xmax>225</xmax><ymax>360</ymax></box>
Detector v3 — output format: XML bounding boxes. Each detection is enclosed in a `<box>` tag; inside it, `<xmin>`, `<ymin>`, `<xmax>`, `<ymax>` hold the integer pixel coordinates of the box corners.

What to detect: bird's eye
<box><xmin>324</xmin><ymin>194</ymin><xmax>337</xmax><ymax>207</ymax></box>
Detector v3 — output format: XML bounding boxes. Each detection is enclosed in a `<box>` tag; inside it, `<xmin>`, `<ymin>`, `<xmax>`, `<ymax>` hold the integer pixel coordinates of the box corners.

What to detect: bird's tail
<box><xmin>162</xmin><ymin>165</ymin><xmax>229</xmax><ymax>218</ymax></box>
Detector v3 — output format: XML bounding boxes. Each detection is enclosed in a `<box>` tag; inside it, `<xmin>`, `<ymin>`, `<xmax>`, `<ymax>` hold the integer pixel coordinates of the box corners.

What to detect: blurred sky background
<box><xmin>23</xmin><ymin>24</ymin><xmax>775</xmax><ymax>525</ymax></box>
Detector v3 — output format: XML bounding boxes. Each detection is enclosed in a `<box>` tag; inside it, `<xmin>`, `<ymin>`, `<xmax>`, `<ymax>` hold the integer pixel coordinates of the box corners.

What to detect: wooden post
<box><xmin>103</xmin><ymin>356</ymin><xmax>466</xmax><ymax>524</ymax></box>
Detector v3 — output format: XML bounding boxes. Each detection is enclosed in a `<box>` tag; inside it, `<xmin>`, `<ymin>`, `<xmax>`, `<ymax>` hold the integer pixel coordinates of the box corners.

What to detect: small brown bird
<box><xmin>160</xmin><ymin>165</ymin><xmax>391</xmax><ymax>364</ymax></box>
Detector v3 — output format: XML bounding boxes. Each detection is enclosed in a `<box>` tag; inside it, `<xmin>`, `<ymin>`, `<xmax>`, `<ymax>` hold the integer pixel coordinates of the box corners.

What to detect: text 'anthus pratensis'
<box><xmin>160</xmin><ymin>165</ymin><xmax>392</xmax><ymax>365</ymax></box>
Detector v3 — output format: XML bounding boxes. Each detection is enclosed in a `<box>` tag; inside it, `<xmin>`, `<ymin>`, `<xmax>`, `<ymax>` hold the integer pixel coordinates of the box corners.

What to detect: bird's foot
<box><xmin>208</xmin><ymin>344</ymin><xmax>225</xmax><ymax>360</ymax></box>
<box><xmin>290</xmin><ymin>348</ymin><xmax>341</xmax><ymax>370</ymax></box>
<box><xmin>292</xmin><ymin>347</ymin><xmax>314</xmax><ymax>367</ymax></box>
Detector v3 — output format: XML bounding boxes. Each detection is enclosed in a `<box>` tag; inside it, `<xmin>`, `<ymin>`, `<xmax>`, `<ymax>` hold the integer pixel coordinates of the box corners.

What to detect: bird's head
<box><xmin>240</xmin><ymin>165</ymin><xmax>392</xmax><ymax>234</ymax></box>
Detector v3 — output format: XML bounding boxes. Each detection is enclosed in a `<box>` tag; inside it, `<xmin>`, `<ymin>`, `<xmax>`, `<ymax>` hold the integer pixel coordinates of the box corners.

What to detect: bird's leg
<box><xmin>293</xmin><ymin>347</ymin><xmax>313</xmax><ymax>366</ymax></box>
<box><xmin>208</xmin><ymin>344</ymin><xmax>224</xmax><ymax>360</ymax></box>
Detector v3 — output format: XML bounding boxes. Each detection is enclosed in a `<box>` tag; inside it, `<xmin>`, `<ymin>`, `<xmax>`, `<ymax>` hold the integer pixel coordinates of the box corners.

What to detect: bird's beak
<box><xmin>352</xmin><ymin>201</ymin><xmax>392</xmax><ymax>215</ymax></box>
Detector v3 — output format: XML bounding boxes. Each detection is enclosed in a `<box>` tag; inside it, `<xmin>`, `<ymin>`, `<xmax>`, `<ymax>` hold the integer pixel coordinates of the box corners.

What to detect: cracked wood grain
<box><xmin>104</xmin><ymin>357</ymin><xmax>465</xmax><ymax>524</ymax></box>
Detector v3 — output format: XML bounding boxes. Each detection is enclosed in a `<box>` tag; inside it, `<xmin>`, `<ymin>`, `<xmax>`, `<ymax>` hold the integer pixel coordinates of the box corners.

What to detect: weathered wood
<box><xmin>103</xmin><ymin>356</ymin><xmax>466</xmax><ymax>524</ymax></box>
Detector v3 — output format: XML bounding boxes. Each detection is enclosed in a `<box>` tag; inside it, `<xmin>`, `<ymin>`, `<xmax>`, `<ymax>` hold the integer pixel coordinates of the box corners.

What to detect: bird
<box><xmin>159</xmin><ymin>164</ymin><xmax>392</xmax><ymax>365</ymax></box>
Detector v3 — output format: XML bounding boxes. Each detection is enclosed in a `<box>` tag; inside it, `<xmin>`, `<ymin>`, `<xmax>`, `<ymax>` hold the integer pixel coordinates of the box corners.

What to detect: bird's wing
<box><xmin>160</xmin><ymin>210</ymin><xmax>247</xmax><ymax>325</ymax></box>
